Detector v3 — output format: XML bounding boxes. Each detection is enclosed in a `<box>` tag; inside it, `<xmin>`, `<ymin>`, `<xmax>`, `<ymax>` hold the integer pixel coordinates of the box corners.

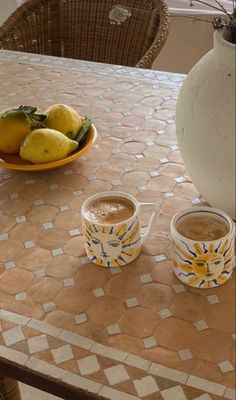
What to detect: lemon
<box><xmin>0</xmin><ymin>112</ymin><xmax>31</xmax><ymax>154</ymax></box>
<box><xmin>44</xmin><ymin>104</ymin><xmax>83</xmax><ymax>139</ymax></box>
<box><xmin>20</xmin><ymin>128</ymin><xmax>78</xmax><ymax>164</ymax></box>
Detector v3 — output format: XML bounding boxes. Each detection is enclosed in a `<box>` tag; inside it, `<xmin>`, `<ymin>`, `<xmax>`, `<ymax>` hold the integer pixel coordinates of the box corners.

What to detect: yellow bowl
<box><xmin>0</xmin><ymin>124</ymin><xmax>97</xmax><ymax>171</ymax></box>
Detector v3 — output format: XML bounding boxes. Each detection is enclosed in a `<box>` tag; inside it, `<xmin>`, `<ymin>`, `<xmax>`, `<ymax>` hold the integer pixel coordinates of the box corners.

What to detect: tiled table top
<box><xmin>0</xmin><ymin>50</ymin><xmax>235</xmax><ymax>400</ymax></box>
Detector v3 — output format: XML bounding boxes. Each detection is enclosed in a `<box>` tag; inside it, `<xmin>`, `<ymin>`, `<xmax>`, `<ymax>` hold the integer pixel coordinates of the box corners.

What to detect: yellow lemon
<box><xmin>0</xmin><ymin>112</ymin><xmax>31</xmax><ymax>154</ymax></box>
<box><xmin>44</xmin><ymin>104</ymin><xmax>83</xmax><ymax>139</ymax></box>
<box><xmin>20</xmin><ymin>128</ymin><xmax>78</xmax><ymax>164</ymax></box>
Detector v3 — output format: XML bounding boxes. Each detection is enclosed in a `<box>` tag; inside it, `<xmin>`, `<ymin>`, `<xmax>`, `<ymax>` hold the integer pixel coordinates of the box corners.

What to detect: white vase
<box><xmin>176</xmin><ymin>29</ymin><xmax>235</xmax><ymax>219</ymax></box>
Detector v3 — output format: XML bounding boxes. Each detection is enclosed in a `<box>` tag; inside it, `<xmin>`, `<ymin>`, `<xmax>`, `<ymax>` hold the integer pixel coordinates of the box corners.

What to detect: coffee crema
<box><xmin>176</xmin><ymin>214</ymin><xmax>229</xmax><ymax>241</ymax></box>
<box><xmin>84</xmin><ymin>197</ymin><xmax>135</xmax><ymax>224</ymax></box>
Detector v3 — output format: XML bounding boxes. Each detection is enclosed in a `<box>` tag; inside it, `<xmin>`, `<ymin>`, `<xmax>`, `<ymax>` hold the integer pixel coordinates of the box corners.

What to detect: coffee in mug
<box><xmin>171</xmin><ymin>207</ymin><xmax>235</xmax><ymax>288</ymax></box>
<box><xmin>81</xmin><ymin>191</ymin><xmax>159</xmax><ymax>267</ymax></box>
<box><xmin>83</xmin><ymin>197</ymin><xmax>135</xmax><ymax>224</ymax></box>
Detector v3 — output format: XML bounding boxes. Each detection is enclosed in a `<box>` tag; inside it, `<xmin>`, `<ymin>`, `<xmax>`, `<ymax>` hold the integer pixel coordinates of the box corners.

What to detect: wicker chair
<box><xmin>0</xmin><ymin>0</ymin><xmax>169</xmax><ymax>68</ymax></box>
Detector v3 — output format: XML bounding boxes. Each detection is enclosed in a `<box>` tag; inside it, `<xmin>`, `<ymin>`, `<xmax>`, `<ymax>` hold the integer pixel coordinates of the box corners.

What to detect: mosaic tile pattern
<box><xmin>0</xmin><ymin>50</ymin><xmax>235</xmax><ymax>400</ymax></box>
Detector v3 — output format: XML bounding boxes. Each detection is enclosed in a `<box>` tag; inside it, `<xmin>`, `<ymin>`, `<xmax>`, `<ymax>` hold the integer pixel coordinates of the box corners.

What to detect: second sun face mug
<box><xmin>81</xmin><ymin>191</ymin><xmax>159</xmax><ymax>267</ymax></box>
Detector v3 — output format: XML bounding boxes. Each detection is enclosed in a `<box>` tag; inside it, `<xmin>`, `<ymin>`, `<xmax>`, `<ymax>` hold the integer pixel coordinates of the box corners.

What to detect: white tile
<box><xmin>4</xmin><ymin>261</ymin><xmax>16</xmax><ymax>270</ymax></box>
<box><xmin>125</xmin><ymin>297</ymin><xmax>139</xmax><ymax>308</ymax></box>
<box><xmin>140</xmin><ymin>274</ymin><xmax>153</xmax><ymax>283</ymax></box>
<box><xmin>27</xmin><ymin>319</ymin><xmax>61</xmax><ymax>337</ymax></box>
<box><xmin>147</xmin><ymin>141</ymin><xmax>155</xmax><ymax>146</ymax></box>
<box><xmin>60</xmin><ymin>205</ymin><xmax>70</xmax><ymax>212</ymax></box>
<box><xmin>224</xmin><ymin>388</ymin><xmax>236</xmax><ymax>400</ymax></box>
<box><xmin>51</xmin><ymin>248</ymin><xmax>64</xmax><ymax>256</ymax></box>
<box><xmin>27</xmin><ymin>357</ymin><xmax>63</xmax><ymax>379</ymax></box>
<box><xmin>59</xmin><ymin>330</ymin><xmax>94</xmax><ymax>350</ymax></box>
<box><xmin>110</xmin><ymin>267</ymin><xmax>122</xmax><ymax>274</ymax></box>
<box><xmin>16</xmin><ymin>215</ymin><xmax>26</xmax><ymax>223</ymax></box>
<box><xmin>28</xmin><ymin>335</ymin><xmax>49</xmax><ymax>354</ymax></box>
<box><xmin>160</xmin><ymin>157</ymin><xmax>169</xmax><ymax>164</ymax></box>
<box><xmin>175</xmin><ymin>176</ymin><xmax>187</xmax><ymax>183</ymax></box>
<box><xmin>43</xmin><ymin>222</ymin><xmax>53</xmax><ymax>230</ymax></box>
<box><xmin>154</xmin><ymin>254</ymin><xmax>167</xmax><ymax>262</ymax></box>
<box><xmin>34</xmin><ymin>269</ymin><xmax>46</xmax><ymax>279</ymax></box>
<box><xmin>193</xmin><ymin>395</ymin><xmax>212</xmax><ymax>400</ymax></box>
<box><xmin>218</xmin><ymin>360</ymin><xmax>234</xmax><ymax>373</ymax></box>
<box><xmin>0</xmin><ymin>233</ymin><xmax>8</xmax><ymax>241</ymax></box>
<box><xmin>135</xmin><ymin>153</ymin><xmax>144</xmax><ymax>159</ymax></box>
<box><xmin>124</xmin><ymin>354</ymin><xmax>151</xmax><ymax>371</ymax></box>
<box><xmin>187</xmin><ymin>375</ymin><xmax>225</xmax><ymax>396</ymax></box>
<box><xmin>170</xmin><ymin>144</ymin><xmax>179</xmax><ymax>151</ymax></box>
<box><xmin>178</xmin><ymin>348</ymin><xmax>193</xmax><ymax>361</ymax></box>
<box><xmin>51</xmin><ymin>344</ymin><xmax>73</xmax><ymax>364</ymax></box>
<box><xmin>0</xmin><ymin>310</ymin><xmax>30</xmax><ymax>325</ymax></box>
<box><xmin>34</xmin><ymin>199</ymin><xmax>44</xmax><ymax>206</ymax></box>
<box><xmin>26</xmin><ymin>179</ymin><xmax>34</xmax><ymax>184</ymax></box>
<box><xmin>80</xmin><ymin>256</ymin><xmax>90</xmax><ymax>265</ymax></box>
<box><xmin>191</xmin><ymin>197</ymin><xmax>201</xmax><ymax>205</ymax></box>
<box><xmin>62</xmin><ymin>371</ymin><xmax>101</xmax><ymax>393</ymax></box>
<box><xmin>172</xmin><ymin>284</ymin><xmax>186</xmax><ymax>293</ymax></box>
<box><xmin>99</xmin><ymin>386</ymin><xmax>139</xmax><ymax>400</ymax></box>
<box><xmin>2</xmin><ymin>326</ymin><xmax>25</xmax><ymax>346</ymax></box>
<box><xmin>77</xmin><ymin>355</ymin><xmax>100</xmax><ymax>375</ymax></box>
<box><xmin>75</xmin><ymin>313</ymin><xmax>87</xmax><ymax>324</ymax></box>
<box><xmin>232</xmin><ymin>333</ymin><xmax>236</xmax><ymax>341</ymax></box>
<box><xmin>134</xmin><ymin>376</ymin><xmax>159</xmax><ymax>397</ymax></box>
<box><xmin>0</xmin><ymin>345</ymin><xmax>28</xmax><ymax>365</ymax></box>
<box><xmin>73</xmin><ymin>190</ymin><xmax>83</xmax><ymax>196</ymax></box>
<box><xmin>161</xmin><ymin>385</ymin><xmax>187</xmax><ymax>400</ymax></box>
<box><xmin>69</xmin><ymin>228</ymin><xmax>81</xmax><ymax>237</ymax></box>
<box><xmin>50</xmin><ymin>184</ymin><xmax>59</xmax><ymax>190</ymax></box>
<box><xmin>124</xmin><ymin>165</ymin><xmax>134</xmax><ymax>172</ymax></box>
<box><xmin>24</xmin><ymin>240</ymin><xmax>36</xmax><ymax>249</ymax></box>
<box><xmin>164</xmin><ymin>191</ymin><xmax>174</xmax><ymax>198</ymax></box>
<box><xmin>207</xmin><ymin>295</ymin><xmax>220</xmax><ymax>304</ymax></box>
<box><xmin>149</xmin><ymin>363</ymin><xmax>188</xmax><ymax>384</ymax></box>
<box><xmin>138</xmin><ymin>185</ymin><xmax>148</xmax><ymax>192</ymax></box>
<box><xmin>15</xmin><ymin>292</ymin><xmax>26</xmax><ymax>301</ymax></box>
<box><xmin>157</xmin><ymin>129</ymin><xmax>165</xmax><ymax>135</ymax></box>
<box><xmin>149</xmin><ymin>170</ymin><xmax>160</xmax><ymax>177</ymax></box>
<box><xmin>43</xmin><ymin>302</ymin><xmax>56</xmax><ymax>312</ymax></box>
<box><xmin>64</xmin><ymin>170</ymin><xmax>73</xmax><ymax>175</ymax></box>
<box><xmin>9</xmin><ymin>192</ymin><xmax>19</xmax><ymax>200</ymax></box>
<box><xmin>143</xmin><ymin>336</ymin><xmax>157</xmax><ymax>349</ymax></box>
<box><xmin>104</xmin><ymin>364</ymin><xmax>129</xmax><ymax>386</ymax></box>
<box><xmin>93</xmin><ymin>288</ymin><xmax>105</xmax><ymax>297</ymax></box>
<box><xmin>159</xmin><ymin>309</ymin><xmax>172</xmax><ymax>319</ymax></box>
<box><xmin>107</xmin><ymin>324</ymin><xmax>121</xmax><ymax>335</ymax></box>
<box><xmin>92</xmin><ymin>342</ymin><xmax>127</xmax><ymax>362</ymax></box>
<box><xmin>63</xmin><ymin>277</ymin><xmax>75</xmax><ymax>287</ymax></box>
<box><xmin>194</xmin><ymin>320</ymin><xmax>209</xmax><ymax>331</ymax></box>
<box><xmin>112</xmin><ymin>179</ymin><xmax>122</xmax><ymax>186</ymax></box>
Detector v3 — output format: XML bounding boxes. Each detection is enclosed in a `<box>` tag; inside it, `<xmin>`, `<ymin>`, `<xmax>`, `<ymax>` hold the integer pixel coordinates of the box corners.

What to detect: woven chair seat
<box><xmin>0</xmin><ymin>0</ymin><xmax>169</xmax><ymax>68</ymax></box>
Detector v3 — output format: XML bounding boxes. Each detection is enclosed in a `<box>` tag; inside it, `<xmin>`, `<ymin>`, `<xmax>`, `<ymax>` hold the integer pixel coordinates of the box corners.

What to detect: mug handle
<box><xmin>139</xmin><ymin>203</ymin><xmax>159</xmax><ymax>244</ymax></box>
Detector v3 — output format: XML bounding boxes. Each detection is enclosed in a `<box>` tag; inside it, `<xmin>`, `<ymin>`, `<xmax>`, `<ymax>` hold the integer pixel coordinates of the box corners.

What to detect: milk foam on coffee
<box><xmin>85</xmin><ymin>197</ymin><xmax>135</xmax><ymax>224</ymax></box>
<box><xmin>176</xmin><ymin>214</ymin><xmax>229</xmax><ymax>241</ymax></box>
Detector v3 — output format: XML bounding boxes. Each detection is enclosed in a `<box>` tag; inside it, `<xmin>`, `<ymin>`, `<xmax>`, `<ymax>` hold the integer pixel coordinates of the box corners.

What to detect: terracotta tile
<box><xmin>0</xmin><ymin>214</ymin><xmax>16</xmax><ymax>233</ymax></box>
<box><xmin>104</xmin><ymin>274</ymin><xmax>142</xmax><ymax>299</ymax></box>
<box><xmin>88</xmin><ymin>296</ymin><xmax>126</xmax><ymax>326</ymax></box>
<box><xmin>169</xmin><ymin>291</ymin><xmax>206</xmax><ymax>322</ymax></box>
<box><xmin>154</xmin><ymin>317</ymin><xmax>197</xmax><ymax>350</ymax></box>
<box><xmin>44</xmin><ymin>189</ymin><xmax>74</xmax><ymax>207</ymax></box>
<box><xmin>73</xmin><ymin>321</ymin><xmax>104</xmax><ymax>340</ymax></box>
<box><xmin>45</xmin><ymin>310</ymin><xmax>75</xmax><ymax>330</ymax></box>
<box><xmin>46</xmin><ymin>255</ymin><xmax>80</xmax><ymax>279</ymax></box>
<box><xmin>158</xmin><ymin>163</ymin><xmax>186</xmax><ymax>177</ymax></box>
<box><xmin>182</xmin><ymin>385</ymin><xmax>207</xmax><ymax>399</ymax></box>
<box><xmin>161</xmin><ymin>197</ymin><xmax>191</xmax><ymax>217</ymax></box>
<box><xmin>75</xmin><ymin>264</ymin><xmax>111</xmax><ymax>290</ymax></box>
<box><xmin>133</xmin><ymin>157</ymin><xmax>162</xmax><ymax>172</ymax></box>
<box><xmin>110</xmin><ymin>152</ymin><xmax>136</xmax><ymax>167</ymax></box>
<box><xmin>96</xmin><ymin>166</ymin><xmax>124</xmax><ymax>181</ymax></box>
<box><xmin>0</xmin><ymin>240</ymin><xmax>24</xmax><ymax>262</ymax></box>
<box><xmin>2</xmin><ymin>298</ymin><xmax>44</xmax><ymax>319</ymax></box>
<box><xmin>56</xmin><ymin>287</ymin><xmax>93</xmax><ymax>314</ymax></box>
<box><xmin>33</xmin><ymin>349</ymin><xmax>54</xmax><ymax>363</ymax></box>
<box><xmin>37</xmin><ymin>228</ymin><xmax>70</xmax><ymax>249</ymax></box>
<box><xmin>142</xmin><ymin>346</ymin><xmax>180</xmax><ymax>369</ymax></box>
<box><xmin>63</xmin><ymin>236</ymin><xmax>86</xmax><ymax>257</ymax></box>
<box><xmin>58</xmin><ymin>175</ymin><xmax>88</xmax><ymax>191</ymax></box>
<box><xmin>179</xmin><ymin>359</ymin><xmax>222</xmax><ymax>383</ymax></box>
<box><xmin>168</xmin><ymin>150</ymin><xmax>184</xmax><ymax>164</ymax></box>
<box><xmin>216</xmin><ymin>278</ymin><xmax>235</xmax><ymax>304</ymax></box>
<box><xmin>108</xmin><ymin>333</ymin><xmax>143</xmax><ymax>355</ymax></box>
<box><xmin>16</xmin><ymin>248</ymin><xmax>52</xmax><ymax>271</ymax></box>
<box><xmin>0</xmin><ymin>268</ymin><xmax>33</xmax><ymax>294</ymax></box>
<box><xmin>151</xmin><ymin>260</ymin><xmax>179</xmax><ymax>285</ymax></box>
<box><xmin>205</xmin><ymin>303</ymin><xmax>235</xmax><ymax>333</ymax></box>
<box><xmin>9</xmin><ymin>221</ymin><xmax>42</xmax><ymax>242</ymax></box>
<box><xmin>142</xmin><ymin>233</ymin><xmax>170</xmax><ymax>256</ymax></box>
<box><xmin>138</xmin><ymin>282</ymin><xmax>174</xmax><ymax>312</ymax></box>
<box><xmin>22</xmin><ymin>326</ymin><xmax>41</xmax><ymax>339</ymax></box>
<box><xmin>121</xmin><ymin>171</ymin><xmax>150</xmax><ymax>186</ymax></box>
<box><xmin>121</xmin><ymin>254</ymin><xmax>156</xmax><ymax>278</ymax></box>
<box><xmin>147</xmin><ymin>175</ymin><xmax>175</xmax><ymax>192</ymax></box>
<box><xmin>1</xmin><ymin>321</ymin><xmax>16</xmax><ymax>331</ymax></box>
<box><xmin>192</xmin><ymin>329</ymin><xmax>234</xmax><ymax>363</ymax></box>
<box><xmin>54</xmin><ymin>211</ymin><xmax>81</xmax><ymax>230</ymax></box>
<box><xmin>27</xmin><ymin>277</ymin><xmax>63</xmax><ymax>304</ymax></box>
<box><xmin>173</xmin><ymin>182</ymin><xmax>199</xmax><ymax>199</ymax></box>
<box><xmin>119</xmin><ymin>307</ymin><xmax>160</xmax><ymax>337</ymax></box>
<box><xmin>221</xmin><ymin>371</ymin><xmax>236</xmax><ymax>388</ymax></box>
<box><xmin>82</xmin><ymin>180</ymin><xmax>112</xmax><ymax>195</ymax></box>
<box><xmin>136</xmin><ymin>190</ymin><xmax>163</xmax><ymax>205</ymax></box>
<box><xmin>20</xmin><ymin>182</ymin><xmax>50</xmax><ymax>200</ymax></box>
<box><xmin>27</xmin><ymin>205</ymin><xmax>58</xmax><ymax>224</ymax></box>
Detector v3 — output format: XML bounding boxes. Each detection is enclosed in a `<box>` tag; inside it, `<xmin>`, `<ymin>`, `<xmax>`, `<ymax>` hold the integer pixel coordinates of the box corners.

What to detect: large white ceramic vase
<box><xmin>176</xmin><ymin>29</ymin><xmax>235</xmax><ymax>219</ymax></box>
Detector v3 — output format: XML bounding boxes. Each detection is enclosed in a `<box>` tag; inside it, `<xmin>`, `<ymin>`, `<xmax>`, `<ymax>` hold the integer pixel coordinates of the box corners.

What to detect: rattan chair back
<box><xmin>0</xmin><ymin>0</ymin><xmax>169</xmax><ymax>68</ymax></box>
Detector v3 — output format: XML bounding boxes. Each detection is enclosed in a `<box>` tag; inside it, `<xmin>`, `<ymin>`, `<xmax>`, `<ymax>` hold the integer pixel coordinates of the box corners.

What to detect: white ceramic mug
<box><xmin>81</xmin><ymin>191</ymin><xmax>159</xmax><ymax>267</ymax></box>
<box><xmin>171</xmin><ymin>206</ymin><xmax>235</xmax><ymax>289</ymax></box>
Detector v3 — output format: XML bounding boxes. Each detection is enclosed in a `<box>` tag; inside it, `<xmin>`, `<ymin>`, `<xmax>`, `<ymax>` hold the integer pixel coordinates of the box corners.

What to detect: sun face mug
<box><xmin>81</xmin><ymin>191</ymin><xmax>159</xmax><ymax>267</ymax></box>
<box><xmin>171</xmin><ymin>206</ymin><xmax>235</xmax><ymax>289</ymax></box>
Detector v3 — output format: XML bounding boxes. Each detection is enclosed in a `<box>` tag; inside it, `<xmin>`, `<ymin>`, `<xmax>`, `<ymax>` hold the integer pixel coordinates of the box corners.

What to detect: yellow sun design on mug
<box><xmin>82</xmin><ymin>218</ymin><xmax>141</xmax><ymax>267</ymax></box>
<box><xmin>173</xmin><ymin>239</ymin><xmax>235</xmax><ymax>288</ymax></box>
